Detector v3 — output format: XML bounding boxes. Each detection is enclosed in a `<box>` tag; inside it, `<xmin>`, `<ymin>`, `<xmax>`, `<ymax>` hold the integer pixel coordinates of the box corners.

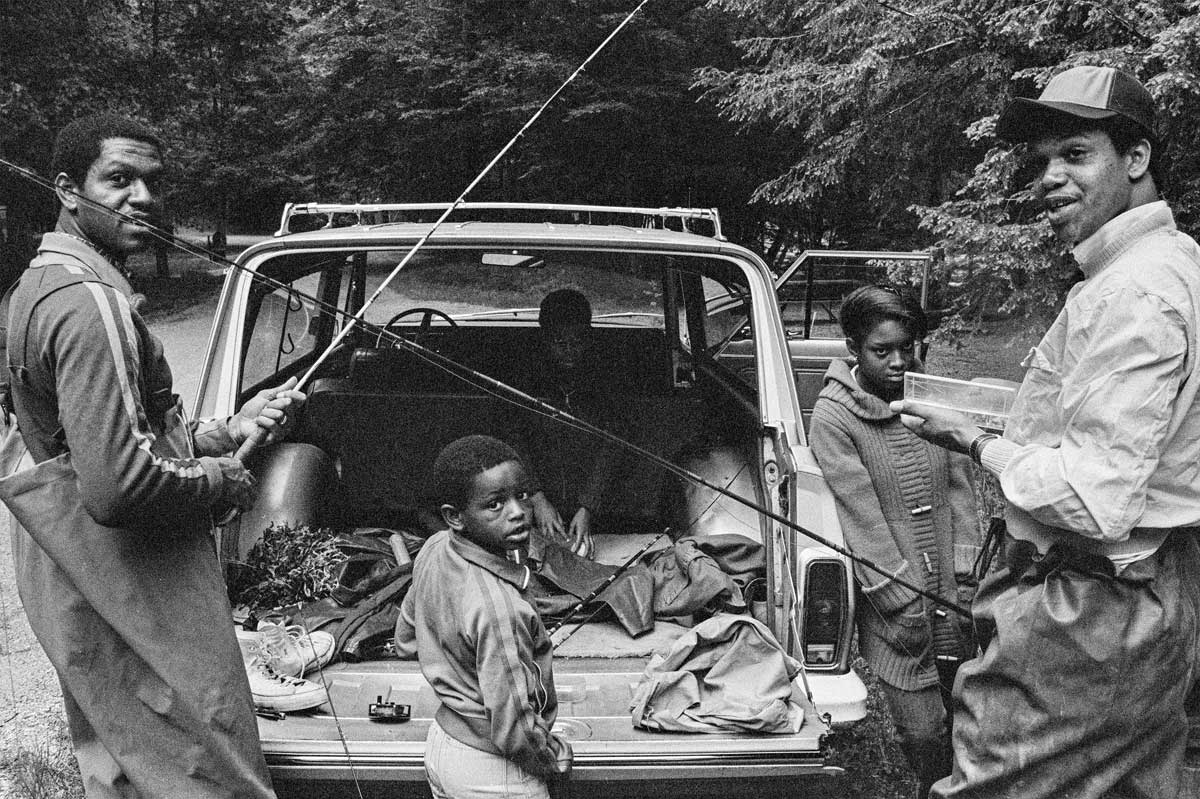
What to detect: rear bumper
<box><xmin>258</xmin><ymin>664</ymin><xmax>867</xmax><ymax>787</ymax></box>
<box><xmin>804</xmin><ymin>669</ymin><xmax>869</xmax><ymax>726</ymax></box>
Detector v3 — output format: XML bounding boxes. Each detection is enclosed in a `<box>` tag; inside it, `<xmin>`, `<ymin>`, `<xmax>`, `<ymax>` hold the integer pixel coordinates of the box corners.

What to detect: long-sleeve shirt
<box><xmin>979</xmin><ymin>202</ymin><xmax>1200</xmax><ymax>565</ymax></box>
<box><xmin>520</xmin><ymin>355</ymin><xmax>620</xmax><ymax>513</ymax></box>
<box><xmin>8</xmin><ymin>233</ymin><xmax>240</xmax><ymax>527</ymax></box>
<box><xmin>395</xmin><ymin>530</ymin><xmax>572</xmax><ymax>779</ymax></box>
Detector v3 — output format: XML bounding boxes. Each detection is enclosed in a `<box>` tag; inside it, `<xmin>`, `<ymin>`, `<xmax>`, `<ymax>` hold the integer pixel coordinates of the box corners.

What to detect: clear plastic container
<box><xmin>903</xmin><ymin>373</ymin><xmax>1017</xmax><ymax>433</ymax></box>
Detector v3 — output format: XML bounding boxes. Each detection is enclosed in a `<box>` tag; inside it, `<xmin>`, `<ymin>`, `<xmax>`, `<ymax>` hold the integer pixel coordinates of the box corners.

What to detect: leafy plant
<box><xmin>226</xmin><ymin>522</ymin><xmax>344</xmax><ymax>611</ymax></box>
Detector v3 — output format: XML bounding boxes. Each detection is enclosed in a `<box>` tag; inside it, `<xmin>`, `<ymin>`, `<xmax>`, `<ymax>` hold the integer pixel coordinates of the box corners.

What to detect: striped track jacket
<box><xmin>395</xmin><ymin>529</ymin><xmax>573</xmax><ymax>780</ymax></box>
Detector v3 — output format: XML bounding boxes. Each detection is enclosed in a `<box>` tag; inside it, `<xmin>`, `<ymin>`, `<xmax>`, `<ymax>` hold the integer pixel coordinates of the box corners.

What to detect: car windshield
<box><xmin>356</xmin><ymin>248</ymin><xmax>670</xmax><ymax>326</ymax></box>
<box><xmin>239</xmin><ymin>245</ymin><xmax>752</xmax><ymax>392</ymax></box>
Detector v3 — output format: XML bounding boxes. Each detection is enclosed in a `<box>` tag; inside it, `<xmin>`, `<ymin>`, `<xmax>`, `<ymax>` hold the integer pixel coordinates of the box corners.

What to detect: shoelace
<box><xmin>250</xmin><ymin>657</ymin><xmax>308</xmax><ymax>687</ymax></box>
<box><xmin>256</xmin><ymin>622</ymin><xmax>312</xmax><ymax>667</ymax></box>
<box><xmin>255</xmin><ymin>621</ymin><xmax>328</xmax><ymax>677</ymax></box>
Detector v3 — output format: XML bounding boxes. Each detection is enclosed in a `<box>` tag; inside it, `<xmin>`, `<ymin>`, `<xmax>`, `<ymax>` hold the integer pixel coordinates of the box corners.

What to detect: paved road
<box><xmin>152</xmin><ymin>294</ymin><xmax>222</xmax><ymax>407</ymax></box>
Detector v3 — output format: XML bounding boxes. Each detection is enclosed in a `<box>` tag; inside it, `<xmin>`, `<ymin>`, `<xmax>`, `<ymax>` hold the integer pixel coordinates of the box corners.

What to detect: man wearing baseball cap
<box><xmin>892</xmin><ymin>65</ymin><xmax>1200</xmax><ymax>797</ymax></box>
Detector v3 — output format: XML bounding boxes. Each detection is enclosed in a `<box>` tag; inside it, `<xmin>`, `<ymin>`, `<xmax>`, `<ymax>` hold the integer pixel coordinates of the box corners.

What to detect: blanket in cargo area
<box><xmin>630</xmin><ymin>613</ymin><xmax>804</xmax><ymax>734</ymax></box>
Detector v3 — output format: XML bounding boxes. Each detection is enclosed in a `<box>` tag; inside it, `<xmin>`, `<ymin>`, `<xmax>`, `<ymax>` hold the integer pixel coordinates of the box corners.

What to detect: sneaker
<box><xmin>247</xmin><ymin>658</ymin><xmax>328</xmax><ymax>712</ymax></box>
<box><xmin>253</xmin><ymin>621</ymin><xmax>336</xmax><ymax>677</ymax></box>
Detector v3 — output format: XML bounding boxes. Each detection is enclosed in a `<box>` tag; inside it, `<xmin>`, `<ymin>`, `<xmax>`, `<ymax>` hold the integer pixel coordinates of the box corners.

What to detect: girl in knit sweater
<box><xmin>808</xmin><ymin>286</ymin><xmax>980</xmax><ymax>799</ymax></box>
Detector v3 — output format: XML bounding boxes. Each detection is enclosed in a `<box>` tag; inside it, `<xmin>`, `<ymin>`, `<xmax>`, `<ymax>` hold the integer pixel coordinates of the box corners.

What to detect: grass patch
<box><xmin>1</xmin><ymin>719</ymin><xmax>83</xmax><ymax>799</ymax></box>
<box><xmin>125</xmin><ymin>246</ymin><xmax>234</xmax><ymax>322</ymax></box>
<box><xmin>825</xmin><ymin>657</ymin><xmax>919</xmax><ymax>799</ymax></box>
<box><xmin>926</xmin><ymin>315</ymin><xmax>1049</xmax><ymax>384</ymax></box>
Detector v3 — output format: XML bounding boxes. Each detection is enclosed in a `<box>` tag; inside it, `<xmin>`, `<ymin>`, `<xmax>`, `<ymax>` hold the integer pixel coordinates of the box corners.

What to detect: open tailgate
<box><xmin>258</xmin><ymin>658</ymin><xmax>833</xmax><ymax>786</ymax></box>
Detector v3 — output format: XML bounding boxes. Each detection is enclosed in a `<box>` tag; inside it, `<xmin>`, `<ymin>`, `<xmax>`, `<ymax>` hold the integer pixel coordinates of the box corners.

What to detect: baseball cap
<box><xmin>996</xmin><ymin>66</ymin><xmax>1156</xmax><ymax>144</ymax></box>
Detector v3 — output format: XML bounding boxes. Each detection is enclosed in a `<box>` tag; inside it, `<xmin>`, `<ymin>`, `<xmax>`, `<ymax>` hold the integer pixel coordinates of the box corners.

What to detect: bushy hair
<box><xmin>429</xmin><ymin>435</ymin><xmax>523</xmax><ymax>509</ymax></box>
<box><xmin>50</xmin><ymin>113</ymin><xmax>162</xmax><ymax>185</ymax></box>
<box><xmin>839</xmin><ymin>285</ymin><xmax>927</xmax><ymax>346</ymax></box>
<box><xmin>539</xmin><ymin>288</ymin><xmax>591</xmax><ymax>329</ymax></box>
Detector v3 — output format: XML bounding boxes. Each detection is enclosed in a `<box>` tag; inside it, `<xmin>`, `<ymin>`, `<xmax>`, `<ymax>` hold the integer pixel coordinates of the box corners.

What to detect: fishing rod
<box><xmin>0</xmin><ymin>150</ymin><xmax>972</xmax><ymax>619</ymax></box>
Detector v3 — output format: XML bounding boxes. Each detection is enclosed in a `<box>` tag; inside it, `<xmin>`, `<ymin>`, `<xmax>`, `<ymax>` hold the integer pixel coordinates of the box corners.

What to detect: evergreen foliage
<box><xmin>701</xmin><ymin>0</ymin><xmax>1200</xmax><ymax>326</ymax></box>
<box><xmin>2</xmin><ymin>1</ymin><xmax>1199</xmax><ymax>323</ymax></box>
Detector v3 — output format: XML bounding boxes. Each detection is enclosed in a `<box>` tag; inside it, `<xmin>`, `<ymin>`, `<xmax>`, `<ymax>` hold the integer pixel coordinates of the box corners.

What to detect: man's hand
<box><xmin>213</xmin><ymin>457</ymin><xmax>258</xmax><ymax>514</ymax></box>
<box><xmin>568</xmin><ymin>507</ymin><xmax>595</xmax><ymax>559</ymax></box>
<box><xmin>888</xmin><ymin>400</ymin><xmax>983</xmax><ymax>455</ymax></box>
<box><xmin>231</xmin><ymin>376</ymin><xmax>307</xmax><ymax>447</ymax></box>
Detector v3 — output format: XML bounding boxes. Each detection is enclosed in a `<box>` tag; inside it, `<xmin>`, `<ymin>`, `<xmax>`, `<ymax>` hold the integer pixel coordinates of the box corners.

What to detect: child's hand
<box><xmin>569</xmin><ymin>507</ymin><xmax>595</xmax><ymax>559</ymax></box>
<box><xmin>529</xmin><ymin>491</ymin><xmax>569</xmax><ymax>547</ymax></box>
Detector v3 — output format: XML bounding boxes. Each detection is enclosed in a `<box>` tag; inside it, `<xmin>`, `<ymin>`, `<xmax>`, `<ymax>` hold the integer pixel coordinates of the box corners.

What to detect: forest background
<box><xmin>3</xmin><ymin>0</ymin><xmax>1200</xmax><ymax>334</ymax></box>
<box><xmin>3</xmin><ymin>2</ymin><xmax>1200</xmax><ymax>796</ymax></box>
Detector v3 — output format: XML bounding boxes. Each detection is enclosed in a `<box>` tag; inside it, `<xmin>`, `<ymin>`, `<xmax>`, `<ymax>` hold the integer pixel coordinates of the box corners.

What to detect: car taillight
<box><xmin>802</xmin><ymin>559</ymin><xmax>846</xmax><ymax>666</ymax></box>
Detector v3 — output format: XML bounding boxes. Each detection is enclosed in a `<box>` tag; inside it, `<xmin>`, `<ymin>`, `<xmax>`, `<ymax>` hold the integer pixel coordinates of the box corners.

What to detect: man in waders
<box><xmin>893</xmin><ymin>67</ymin><xmax>1200</xmax><ymax>798</ymax></box>
<box><xmin>1</xmin><ymin>114</ymin><xmax>303</xmax><ymax>798</ymax></box>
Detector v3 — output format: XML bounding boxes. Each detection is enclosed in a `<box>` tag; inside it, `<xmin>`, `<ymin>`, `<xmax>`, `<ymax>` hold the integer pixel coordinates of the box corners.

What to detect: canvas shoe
<box><xmin>252</xmin><ymin>621</ymin><xmax>336</xmax><ymax>677</ymax></box>
<box><xmin>247</xmin><ymin>657</ymin><xmax>328</xmax><ymax>712</ymax></box>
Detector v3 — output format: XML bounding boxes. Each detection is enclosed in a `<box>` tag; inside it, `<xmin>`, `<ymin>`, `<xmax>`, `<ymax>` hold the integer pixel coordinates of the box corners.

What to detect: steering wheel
<box><xmin>381</xmin><ymin>306</ymin><xmax>459</xmax><ymax>347</ymax></box>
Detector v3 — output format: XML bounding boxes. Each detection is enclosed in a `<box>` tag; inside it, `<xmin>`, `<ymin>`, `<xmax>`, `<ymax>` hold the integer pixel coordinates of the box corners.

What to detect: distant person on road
<box><xmin>893</xmin><ymin>66</ymin><xmax>1200</xmax><ymax>798</ymax></box>
<box><xmin>523</xmin><ymin>288</ymin><xmax>621</xmax><ymax>559</ymax></box>
<box><xmin>809</xmin><ymin>285</ymin><xmax>979</xmax><ymax>799</ymax></box>
<box><xmin>0</xmin><ymin>113</ymin><xmax>306</xmax><ymax>798</ymax></box>
<box><xmin>395</xmin><ymin>435</ymin><xmax>573</xmax><ymax>798</ymax></box>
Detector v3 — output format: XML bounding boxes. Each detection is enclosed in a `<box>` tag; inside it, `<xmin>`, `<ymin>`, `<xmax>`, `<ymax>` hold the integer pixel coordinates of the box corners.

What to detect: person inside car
<box><xmin>523</xmin><ymin>289</ymin><xmax>621</xmax><ymax>559</ymax></box>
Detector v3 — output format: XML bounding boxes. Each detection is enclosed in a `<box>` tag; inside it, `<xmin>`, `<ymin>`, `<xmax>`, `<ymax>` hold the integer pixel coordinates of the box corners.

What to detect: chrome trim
<box><xmin>264</xmin><ymin>749</ymin><xmax>836</xmax><ymax>782</ymax></box>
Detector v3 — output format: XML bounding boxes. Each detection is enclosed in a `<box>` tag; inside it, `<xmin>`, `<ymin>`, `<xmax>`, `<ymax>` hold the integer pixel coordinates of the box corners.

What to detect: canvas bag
<box><xmin>630</xmin><ymin>613</ymin><xmax>804</xmax><ymax>734</ymax></box>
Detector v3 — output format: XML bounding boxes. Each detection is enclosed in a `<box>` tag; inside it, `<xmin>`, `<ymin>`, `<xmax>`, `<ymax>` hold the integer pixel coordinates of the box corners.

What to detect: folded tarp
<box><xmin>630</xmin><ymin>613</ymin><xmax>804</xmax><ymax>734</ymax></box>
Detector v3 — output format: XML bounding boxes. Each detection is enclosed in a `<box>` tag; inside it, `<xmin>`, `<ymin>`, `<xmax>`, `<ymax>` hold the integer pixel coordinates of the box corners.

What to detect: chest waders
<box><xmin>0</xmin><ymin>257</ymin><xmax>274</xmax><ymax>799</ymax></box>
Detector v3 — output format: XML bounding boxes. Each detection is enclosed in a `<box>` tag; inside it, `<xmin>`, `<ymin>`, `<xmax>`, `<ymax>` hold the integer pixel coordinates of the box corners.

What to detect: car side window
<box><xmin>701</xmin><ymin>276</ymin><xmax>752</xmax><ymax>355</ymax></box>
<box><xmin>669</xmin><ymin>269</ymin><xmax>757</xmax><ymax>392</ymax></box>
<box><xmin>240</xmin><ymin>262</ymin><xmax>352</xmax><ymax>393</ymax></box>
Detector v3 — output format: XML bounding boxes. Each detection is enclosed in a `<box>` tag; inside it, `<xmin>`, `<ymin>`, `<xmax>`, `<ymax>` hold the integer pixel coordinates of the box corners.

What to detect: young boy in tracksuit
<box><xmin>395</xmin><ymin>435</ymin><xmax>573</xmax><ymax>798</ymax></box>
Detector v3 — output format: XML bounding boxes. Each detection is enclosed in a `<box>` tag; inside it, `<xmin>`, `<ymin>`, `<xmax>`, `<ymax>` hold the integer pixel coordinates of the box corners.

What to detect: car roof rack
<box><xmin>275</xmin><ymin>202</ymin><xmax>724</xmax><ymax>240</ymax></box>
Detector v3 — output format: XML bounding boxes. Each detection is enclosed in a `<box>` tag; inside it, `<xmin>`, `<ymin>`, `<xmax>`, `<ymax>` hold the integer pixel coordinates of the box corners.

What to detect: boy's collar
<box><xmin>449</xmin><ymin>533</ymin><xmax>531</xmax><ymax>590</ymax></box>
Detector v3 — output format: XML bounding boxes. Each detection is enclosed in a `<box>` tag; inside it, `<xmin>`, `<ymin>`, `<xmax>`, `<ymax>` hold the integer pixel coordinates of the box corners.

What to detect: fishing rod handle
<box><xmin>234</xmin><ymin>425</ymin><xmax>268</xmax><ymax>462</ymax></box>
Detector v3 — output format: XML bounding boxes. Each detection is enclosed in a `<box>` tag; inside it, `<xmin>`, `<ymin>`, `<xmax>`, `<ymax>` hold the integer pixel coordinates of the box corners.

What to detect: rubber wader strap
<box><xmin>0</xmin><ymin>281</ymin><xmax>18</xmax><ymax>420</ymax></box>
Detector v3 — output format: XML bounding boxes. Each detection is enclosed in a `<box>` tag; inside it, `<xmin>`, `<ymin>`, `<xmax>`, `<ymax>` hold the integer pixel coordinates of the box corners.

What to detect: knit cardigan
<box><xmin>809</xmin><ymin>359</ymin><xmax>981</xmax><ymax>690</ymax></box>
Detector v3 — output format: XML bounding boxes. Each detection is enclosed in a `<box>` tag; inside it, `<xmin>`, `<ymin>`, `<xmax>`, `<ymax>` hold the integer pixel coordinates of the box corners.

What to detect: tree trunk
<box><xmin>155</xmin><ymin>240</ymin><xmax>170</xmax><ymax>278</ymax></box>
<box><xmin>213</xmin><ymin>194</ymin><xmax>229</xmax><ymax>254</ymax></box>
